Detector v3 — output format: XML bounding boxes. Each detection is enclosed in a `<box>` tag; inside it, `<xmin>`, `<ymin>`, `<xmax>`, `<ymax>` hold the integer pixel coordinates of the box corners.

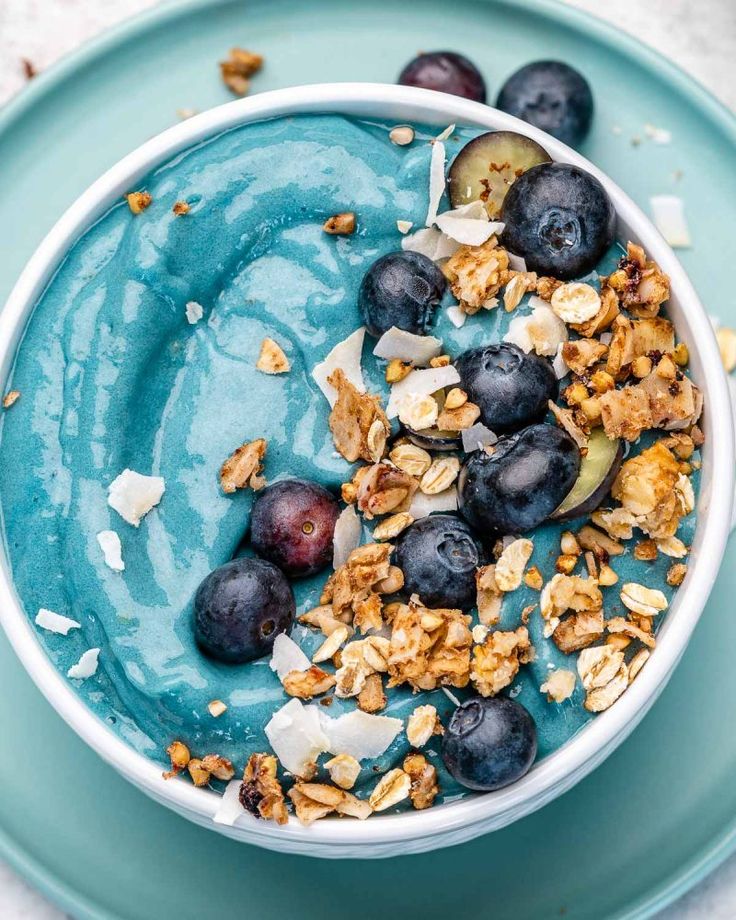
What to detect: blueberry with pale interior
<box><xmin>455</xmin><ymin>343</ymin><xmax>557</xmax><ymax>434</ymax></box>
<box><xmin>552</xmin><ymin>428</ymin><xmax>623</xmax><ymax>521</ymax></box>
<box><xmin>194</xmin><ymin>557</ymin><xmax>294</xmax><ymax>664</ymax></box>
<box><xmin>359</xmin><ymin>251</ymin><xmax>447</xmax><ymax>338</ymax></box>
<box><xmin>251</xmin><ymin>479</ymin><xmax>339</xmax><ymax>577</ymax></box>
<box><xmin>496</xmin><ymin>61</ymin><xmax>594</xmax><ymax>148</ymax></box>
<box><xmin>447</xmin><ymin>130</ymin><xmax>551</xmax><ymax>219</ymax></box>
<box><xmin>458</xmin><ymin>423</ymin><xmax>580</xmax><ymax>535</ymax></box>
<box><xmin>442</xmin><ymin>696</ymin><xmax>537</xmax><ymax>791</ymax></box>
<box><xmin>398</xmin><ymin>52</ymin><xmax>486</xmax><ymax>102</ymax></box>
<box><xmin>394</xmin><ymin>514</ymin><xmax>484</xmax><ymax>611</ymax></box>
<box><xmin>501</xmin><ymin>162</ymin><xmax>616</xmax><ymax>279</ymax></box>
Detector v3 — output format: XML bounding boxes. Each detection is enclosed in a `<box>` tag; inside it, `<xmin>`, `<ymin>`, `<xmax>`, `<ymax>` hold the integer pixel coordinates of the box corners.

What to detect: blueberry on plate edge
<box><xmin>398</xmin><ymin>51</ymin><xmax>487</xmax><ymax>103</ymax></box>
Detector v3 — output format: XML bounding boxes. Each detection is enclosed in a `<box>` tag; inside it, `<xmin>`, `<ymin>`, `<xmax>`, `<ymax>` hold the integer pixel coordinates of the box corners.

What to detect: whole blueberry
<box><xmin>501</xmin><ymin>162</ymin><xmax>616</xmax><ymax>279</ymax></box>
<box><xmin>394</xmin><ymin>514</ymin><xmax>484</xmax><ymax>611</ymax></box>
<box><xmin>398</xmin><ymin>51</ymin><xmax>486</xmax><ymax>102</ymax></box>
<box><xmin>194</xmin><ymin>557</ymin><xmax>294</xmax><ymax>664</ymax></box>
<box><xmin>496</xmin><ymin>60</ymin><xmax>593</xmax><ymax>148</ymax></box>
<box><xmin>359</xmin><ymin>251</ymin><xmax>447</xmax><ymax>338</ymax></box>
<box><xmin>455</xmin><ymin>343</ymin><xmax>558</xmax><ymax>433</ymax></box>
<box><xmin>442</xmin><ymin>696</ymin><xmax>537</xmax><ymax>791</ymax></box>
<box><xmin>251</xmin><ymin>479</ymin><xmax>339</xmax><ymax>578</ymax></box>
<box><xmin>459</xmin><ymin>423</ymin><xmax>580</xmax><ymax>535</ymax></box>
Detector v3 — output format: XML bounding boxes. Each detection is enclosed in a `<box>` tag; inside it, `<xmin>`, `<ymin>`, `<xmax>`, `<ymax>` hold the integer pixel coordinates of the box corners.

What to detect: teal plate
<box><xmin>1</xmin><ymin>0</ymin><xmax>735</xmax><ymax>917</ymax></box>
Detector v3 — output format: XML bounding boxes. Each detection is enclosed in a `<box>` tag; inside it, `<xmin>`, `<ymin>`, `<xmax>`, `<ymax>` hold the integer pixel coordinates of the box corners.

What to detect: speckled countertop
<box><xmin>0</xmin><ymin>1</ymin><xmax>735</xmax><ymax>917</ymax></box>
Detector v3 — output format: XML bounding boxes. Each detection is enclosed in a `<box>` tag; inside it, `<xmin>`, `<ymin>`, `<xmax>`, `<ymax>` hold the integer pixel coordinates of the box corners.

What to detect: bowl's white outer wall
<box><xmin>0</xmin><ymin>84</ymin><xmax>731</xmax><ymax>859</ymax></box>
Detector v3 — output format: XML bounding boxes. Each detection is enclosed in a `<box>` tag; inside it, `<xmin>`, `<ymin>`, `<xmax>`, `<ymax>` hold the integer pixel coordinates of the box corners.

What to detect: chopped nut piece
<box><xmin>495</xmin><ymin>538</ymin><xmax>534</xmax><ymax>592</ymax></box>
<box><xmin>606</xmin><ymin>616</ymin><xmax>656</xmax><ymax>649</ymax></box>
<box><xmin>633</xmin><ymin>539</ymin><xmax>658</xmax><ymax>561</ymax></box>
<box><xmin>540</xmin><ymin>573</ymin><xmax>602</xmax><ymax>636</ymax></box>
<box><xmin>366</xmin><ymin>418</ymin><xmax>388</xmax><ymax>462</ymax></box>
<box><xmin>369</xmin><ymin>768</ymin><xmax>411</xmax><ymax>811</ymax></box>
<box><xmin>282</xmin><ymin>665</ymin><xmax>336</xmax><ymax>699</ymax></box>
<box><xmin>524</xmin><ymin>566</ymin><xmax>544</xmax><ymax>591</ymax></box>
<box><xmin>632</xmin><ymin>355</ymin><xmax>653</xmax><ymax>378</ymax></box>
<box><xmin>445</xmin><ymin>388</ymin><xmax>468</xmax><ymax>410</ymax></box>
<box><xmin>208</xmin><ymin>699</ymin><xmax>227</xmax><ymax>718</ymax></box>
<box><xmin>256</xmin><ymin>337</ymin><xmax>290</xmax><ymax>374</ymax></box>
<box><xmin>404</xmin><ymin>753</ymin><xmax>439</xmax><ymax>810</ymax></box>
<box><xmin>419</xmin><ymin>456</ymin><xmax>460</xmax><ymax>495</ymax></box>
<box><xmin>376</xmin><ymin>565</ymin><xmax>404</xmax><ymax>595</ymax></box>
<box><xmin>324</xmin><ymin>754</ymin><xmax>361</xmax><ymax>790</ymax></box>
<box><xmin>476</xmin><ymin>565</ymin><xmax>503</xmax><ymax>625</ymax></box>
<box><xmin>357</xmin><ymin>672</ymin><xmax>387</xmax><ymax>713</ymax></box>
<box><xmin>201</xmin><ymin>754</ymin><xmax>235</xmax><ymax>781</ymax></box>
<box><xmin>323</xmin><ymin>212</ymin><xmax>356</xmax><ymax>235</ymax></box>
<box><xmin>540</xmin><ymin>669</ymin><xmax>576</xmax><ymax>703</ymax></box>
<box><xmin>373</xmin><ymin>512</ymin><xmax>414</xmax><ymax>541</ymax></box>
<box><xmin>406</xmin><ymin>704</ymin><xmax>441</xmax><ymax>748</ymax></box>
<box><xmin>2</xmin><ymin>390</ymin><xmax>20</xmax><ymax>409</ymax></box>
<box><xmin>717</xmin><ymin>327</ymin><xmax>736</xmax><ymax>372</ymax></box>
<box><xmin>607</xmin><ymin>633</ymin><xmax>631</xmax><ymax>651</ymax></box>
<box><xmin>552</xmin><ymin>609</ymin><xmax>605</xmax><ymax>654</ymax></box>
<box><xmin>584</xmin><ymin>551</ymin><xmax>598</xmax><ymax>579</ymax></box>
<box><xmin>577</xmin><ymin>524</ymin><xmax>624</xmax><ymax>557</ymax></box>
<box><xmin>300</xmin><ymin>605</ymin><xmax>352</xmax><ymax>636</ymax></box>
<box><xmin>240</xmin><ymin>753</ymin><xmax>288</xmax><ymax>824</ymax></box>
<box><xmin>220</xmin><ymin>47</ymin><xmax>263</xmax><ymax>95</ymax></box>
<box><xmin>607</xmin><ymin>242</ymin><xmax>670</xmax><ymax>317</ymax></box>
<box><xmin>397</xmin><ymin>392</ymin><xmax>439</xmax><ymax>431</ymax></box>
<box><xmin>560</xmin><ymin>531</ymin><xmax>581</xmax><ymax>556</ymax></box>
<box><xmin>556</xmin><ymin>554</ymin><xmax>578</xmax><ymax>575</ymax></box>
<box><xmin>666</xmin><ymin>562</ymin><xmax>687</xmax><ymax>587</ymax></box>
<box><xmin>187</xmin><ymin>758</ymin><xmax>211</xmax><ymax>787</ymax></box>
<box><xmin>430</xmin><ymin>354</ymin><xmax>451</xmax><ymax>368</ymax></box>
<box><xmin>389</xmin><ymin>125</ymin><xmax>415</xmax><ymax>146</ymax></box>
<box><xmin>312</xmin><ymin>625</ymin><xmax>350</xmax><ymax>663</ymax></box>
<box><xmin>126</xmin><ymin>191</ymin><xmax>152</xmax><ymax>214</ymax></box>
<box><xmin>328</xmin><ymin>369</ymin><xmax>390</xmax><ymax>463</ymax></box>
<box><xmin>389</xmin><ymin>442</ymin><xmax>432</xmax><ymax>476</ymax></box>
<box><xmin>598</xmin><ymin>563</ymin><xmax>619</xmax><ymax>586</ymax></box>
<box><xmin>172</xmin><ymin>200</ymin><xmax>190</xmax><ymax>215</ymax></box>
<box><xmin>386</xmin><ymin>358</ymin><xmax>413</xmax><ymax>384</ymax></box>
<box><xmin>562</xmin><ymin>339</ymin><xmax>608</xmax><ymax>376</ymax></box>
<box><xmin>289</xmin><ymin>783</ymin><xmax>371</xmax><ymax>824</ymax></box>
<box><xmin>164</xmin><ymin>740</ymin><xmax>191</xmax><ymax>778</ymax></box>
<box><xmin>673</xmin><ymin>342</ymin><xmax>689</xmax><ymax>366</ymax></box>
<box><xmin>620</xmin><ymin>583</ymin><xmax>668</xmax><ymax>617</ymax></box>
<box><xmin>471</xmin><ymin>627</ymin><xmax>533</xmax><ymax>697</ymax></box>
<box><xmin>437</xmin><ymin>401</ymin><xmax>481</xmax><ymax>431</ymax></box>
<box><xmin>355</xmin><ymin>461</ymin><xmax>418</xmax><ymax>518</ymax></box>
<box><xmin>443</xmin><ymin>237</ymin><xmax>509</xmax><ymax>314</ymax></box>
<box><xmin>220</xmin><ymin>437</ymin><xmax>267</xmax><ymax>494</ymax></box>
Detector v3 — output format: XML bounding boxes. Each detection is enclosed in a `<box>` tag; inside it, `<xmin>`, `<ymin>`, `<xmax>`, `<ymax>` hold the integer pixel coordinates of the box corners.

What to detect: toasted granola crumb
<box><xmin>220</xmin><ymin>437</ymin><xmax>267</xmax><ymax>493</ymax></box>
<box><xmin>445</xmin><ymin>388</ymin><xmax>468</xmax><ymax>410</ymax></box>
<box><xmin>443</xmin><ymin>237</ymin><xmax>509</xmax><ymax>314</ymax></box>
<box><xmin>172</xmin><ymin>200</ymin><xmax>190</xmax><ymax>215</ymax></box>
<box><xmin>552</xmin><ymin>610</ymin><xmax>605</xmax><ymax>654</ymax></box>
<box><xmin>240</xmin><ymin>753</ymin><xmax>288</xmax><ymax>824</ymax></box>
<box><xmin>606</xmin><ymin>616</ymin><xmax>656</xmax><ymax>649</ymax></box>
<box><xmin>354</xmin><ymin>461</ymin><xmax>418</xmax><ymax>518</ymax></box>
<box><xmin>328</xmin><ymin>369</ymin><xmax>390</xmax><ymax>463</ymax></box>
<box><xmin>397</xmin><ymin>392</ymin><xmax>439</xmax><ymax>431</ymax></box>
<box><xmin>126</xmin><ymin>191</ymin><xmax>152</xmax><ymax>214</ymax></box>
<box><xmin>357</xmin><ymin>672</ymin><xmax>387</xmax><ymax>713</ymax></box>
<box><xmin>437</xmin><ymin>401</ymin><xmax>481</xmax><ymax>431</ymax></box>
<box><xmin>406</xmin><ymin>704</ymin><xmax>441</xmax><ymax>748</ymax></box>
<box><xmin>323</xmin><ymin>212</ymin><xmax>356</xmax><ymax>235</ymax></box>
<box><xmin>220</xmin><ymin>47</ymin><xmax>263</xmax><ymax>96</ymax></box>
<box><xmin>207</xmin><ymin>699</ymin><xmax>227</xmax><ymax>718</ymax></box>
<box><xmin>524</xmin><ymin>566</ymin><xmax>544</xmax><ymax>590</ymax></box>
<box><xmin>2</xmin><ymin>390</ymin><xmax>20</xmax><ymax>409</ymax></box>
<box><xmin>666</xmin><ymin>562</ymin><xmax>688</xmax><ymax>586</ymax></box>
<box><xmin>476</xmin><ymin>564</ymin><xmax>503</xmax><ymax>625</ymax></box>
<box><xmin>404</xmin><ymin>753</ymin><xmax>439</xmax><ymax>810</ymax></box>
<box><xmin>256</xmin><ymin>338</ymin><xmax>290</xmax><ymax>374</ymax></box>
<box><xmin>633</xmin><ymin>539</ymin><xmax>658</xmax><ymax>562</ymax></box>
<box><xmin>556</xmin><ymin>554</ymin><xmax>578</xmax><ymax>575</ymax></box>
<box><xmin>471</xmin><ymin>627</ymin><xmax>533</xmax><ymax>697</ymax></box>
<box><xmin>540</xmin><ymin>669</ymin><xmax>576</xmax><ymax>703</ymax></box>
<box><xmin>201</xmin><ymin>753</ymin><xmax>235</xmax><ymax>781</ymax></box>
<box><xmin>324</xmin><ymin>754</ymin><xmax>361</xmax><ymax>790</ymax></box>
<box><xmin>282</xmin><ymin>665</ymin><xmax>336</xmax><ymax>699</ymax></box>
<box><xmin>673</xmin><ymin>342</ymin><xmax>689</xmax><ymax>366</ymax></box>
<box><xmin>369</xmin><ymin>768</ymin><xmax>411</xmax><ymax>811</ymax></box>
<box><xmin>577</xmin><ymin>645</ymin><xmax>628</xmax><ymax>713</ymax></box>
<box><xmin>163</xmin><ymin>740</ymin><xmax>191</xmax><ymax>778</ymax></box>
<box><xmin>187</xmin><ymin>758</ymin><xmax>211</xmax><ymax>786</ymax></box>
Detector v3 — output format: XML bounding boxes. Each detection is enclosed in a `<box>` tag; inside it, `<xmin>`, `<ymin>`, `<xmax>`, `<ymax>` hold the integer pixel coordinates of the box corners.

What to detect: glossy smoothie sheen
<box><xmin>0</xmin><ymin>115</ymin><xmax>696</xmax><ymax>801</ymax></box>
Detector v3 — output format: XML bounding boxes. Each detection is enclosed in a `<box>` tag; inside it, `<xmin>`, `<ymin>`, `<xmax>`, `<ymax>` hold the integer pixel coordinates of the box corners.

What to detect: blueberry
<box><xmin>442</xmin><ymin>697</ymin><xmax>537</xmax><ymax>791</ymax></box>
<box><xmin>394</xmin><ymin>514</ymin><xmax>484</xmax><ymax>611</ymax></box>
<box><xmin>496</xmin><ymin>61</ymin><xmax>593</xmax><ymax>148</ymax></box>
<box><xmin>501</xmin><ymin>162</ymin><xmax>616</xmax><ymax>279</ymax></box>
<box><xmin>398</xmin><ymin>52</ymin><xmax>486</xmax><ymax>103</ymax></box>
<box><xmin>455</xmin><ymin>343</ymin><xmax>558</xmax><ymax>434</ymax></box>
<box><xmin>194</xmin><ymin>557</ymin><xmax>294</xmax><ymax>664</ymax></box>
<box><xmin>458</xmin><ymin>423</ymin><xmax>580</xmax><ymax>535</ymax></box>
<box><xmin>251</xmin><ymin>479</ymin><xmax>339</xmax><ymax>578</ymax></box>
<box><xmin>359</xmin><ymin>251</ymin><xmax>446</xmax><ymax>338</ymax></box>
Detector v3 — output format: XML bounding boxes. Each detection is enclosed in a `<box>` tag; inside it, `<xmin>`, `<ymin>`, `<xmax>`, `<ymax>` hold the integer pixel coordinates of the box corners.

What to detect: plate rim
<box><xmin>0</xmin><ymin>0</ymin><xmax>735</xmax><ymax>917</ymax></box>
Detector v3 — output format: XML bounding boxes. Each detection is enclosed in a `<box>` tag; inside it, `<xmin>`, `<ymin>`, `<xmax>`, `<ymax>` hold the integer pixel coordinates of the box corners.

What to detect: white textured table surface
<box><xmin>0</xmin><ymin>1</ymin><xmax>735</xmax><ymax>917</ymax></box>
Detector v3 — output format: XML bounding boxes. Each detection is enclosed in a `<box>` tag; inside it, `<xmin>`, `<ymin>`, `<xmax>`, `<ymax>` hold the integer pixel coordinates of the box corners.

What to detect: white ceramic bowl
<box><xmin>0</xmin><ymin>83</ymin><xmax>732</xmax><ymax>859</ymax></box>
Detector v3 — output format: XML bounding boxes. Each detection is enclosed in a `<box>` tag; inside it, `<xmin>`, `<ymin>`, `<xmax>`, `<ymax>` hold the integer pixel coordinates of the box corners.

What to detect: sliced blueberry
<box><xmin>447</xmin><ymin>130</ymin><xmax>551</xmax><ymax>219</ymax></box>
<box><xmin>251</xmin><ymin>479</ymin><xmax>339</xmax><ymax>578</ymax></box>
<box><xmin>394</xmin><ymin>514</ymin><xmax>484</xmax><ymax>611</ymax></box>
<box><xmin>458</xmin><ymin>423</ymin><xmax>581</xmax><ymax>535</ymax></box>
<box><xmin>455</xmin><ymin>343</ymin><xmax>558</xmax><ymax>434</ymax></box>
<box><xmin>552</xmin><ymin>428</ymin><xmax>623</xmax><ymax>521</ymax></box>
<box><xmin>442</xmin><ymin>696</ymin><xmax>537</xmax><ymax>791</ymax></box>
<box><xmin>403</xmin><ymin>425</ymin><xmax>460</xmax><ymax>452</ymax></box>
<box><xmin>496</xmin><ymin>60</ymin><xmax>594</xmax><ymax>148</ymax></box>
<box><xmin>359</xmin><ymin>251</ymin><xmax>446</xmax><ymax>338</ymax></box>
<box><xmin>194</xmin><ymin>557</ymin><xmax>294</xmax><ymax>664</ymax></box>
<box><xmin>501</xmin><ymin>162</ymin><xmax>616</xmax><ymax>279</ymax></box>
<box><xmin>398</xmin><ymin>52</ymin><xmax>486</xmax><ymax>102</ymax></box>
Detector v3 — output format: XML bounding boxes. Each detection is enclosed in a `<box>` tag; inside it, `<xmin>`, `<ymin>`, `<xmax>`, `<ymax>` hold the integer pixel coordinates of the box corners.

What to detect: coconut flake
<box><xmin>402</xmin><ymin>227</ymin><xmax>460</xmax><ymax>261</ymax></box>
<box><xmin>311</xmin><ymin>327</ymin><xmax>366</xmax><ymax>407</ymax></box>
<box><xmin>461</xmin><ymin>423</ymin><xmax>497</xmax><ymax>453</ymax></box>
<box><xmin>332</xmin><ymin>504</ymin><xmax>362</xmax><ymax>569</ymax></box>
<box><xmin>553</xmin><ymin>343</ymin><xmax>568</xmax><ymax>380</ymax></box>
<box><xmin>213</xmin><ymin>780</ymin><xmax>245</xmax><ymax>826</ymax></box>
<box><xmin>386</xmin><ymin>365</ymin><xmax>460</xmax><ymax>418</ymax></box>
<box><xmin>441</xmin><ymin>687</ymin><xmax>461</xmax><ymax>706</ymax></box>
<box><xmin>426</xmin><ymin>141</ymin><xmax>446</xmax><ymax>227</ymax></box>
<box><xmin>396</xmin><ymin>220</ymin><xmax>413</xmax><ymax>234</ymax></box>
<box><xmin>321</xmin><ymin>709</ymin><xmax>403</xmax><ymax>761</ymax></box>
<box><xmin>435</xmin><ymin>123</ymin><xmax>455</xmax><ymax>142</ymax></box>
<box><xmin>504</xmin><ymin>303</ymin><xmax>568</xmax><ymax>357</ymax></box>
<box><xmin>409</xmin><ymin>487</ymin><xmax>459</xmax><ymax>518</ymax></box>
<box><xmin>434</xmin><ymin>201</ymin><xmax>504</xmax><ymax>246</ymax></box>
<box><xmin>446</xmin><ymin>305</ymin><xmax>467</xmax><ymax>328</ymax></box>
<box><xmin>67</xmin><ymin>648</ymin><xmax>100</xmax><ymax>680</ymax></box>
<box><xmin>107</xmin><ymin>470</ymin><xmax>165</xmax><ymax>527</ymax></box>
<box><xmin>507</xmin><ymin>253</ymin><xmax>528</xmax><ymax>272</ymax></box>
<box><xmin>644</xmin><ymin>123</ymin><xmax>672</xmax><ymax>145</ymax></box>
<box><xmin>264</xmin><ymin>699</ymin><xmax>329</xmax><ymax>777</ymax></box>
<box><xmin>269</xmin><ymin>634</ymin><xmax>311</xmax><ymax>681</ymax></box>
<box><xmin>185</xmin><ymin>301</ymin><xmax>204</xmax><ymax>324</ymax></box>
<box><xmin>96</xmin><ymin>530</ymin><xmax>124</xmax><ymax>572</ymax></box>
<box><xmin>35</xmin><ymin>608</ymin><xmax>81</xmax><ymax>636</ymax></box>
<box><xmin>373</xmin><ymin>327</ymin><xmax>442</xmax><ymax>366</ymax></box>
<box><xmin>650</xmin><ymin>195</ymin><xmax>691</xmax><ymax>248</ymax></box>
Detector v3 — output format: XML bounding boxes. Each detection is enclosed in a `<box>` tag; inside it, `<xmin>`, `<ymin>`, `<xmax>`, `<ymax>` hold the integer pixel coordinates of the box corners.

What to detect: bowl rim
<box><xmin>0</xmin><ymin>82</ymin><xmax>732</xmax><ymax>849</ymax></box>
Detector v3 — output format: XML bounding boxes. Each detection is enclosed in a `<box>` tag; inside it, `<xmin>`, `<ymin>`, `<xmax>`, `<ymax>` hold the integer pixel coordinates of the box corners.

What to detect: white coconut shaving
<box><xmin>409</xmin><ymin>487</ymin><xmax>459</xmax><ymax>518</ymax></box>
<box><xmin>67</xmin><ymin>648</ymin><xmax>100</xmax><ymax>680</ymax></box>
<box><xmin>507</xmin><ymin>253</ymin><xmax>528</xmax><ymax>273</ymax></box>
<box><xmin>650</xmin><ymin>195</ymin><xmax>691</xmax><ymax>248</ymax></box>
<box><xmin>264</xmin><ymin>699</ymin><xmax>329</xmax><ymax>776</ymax></box>
<box><xmin>185</xmin><ymin>301</ymin><xmax>204</xmax><ymax>324</ymax></box>
<box><xmin>373</xmin><ymin>327</ymin><xmax>443</xmax><ymax>366</ymax></box>
<box><xmin>320</xmin><ymin>709</ymin><xmax>403</xmax><ymax>761</ymax></box>
<box><xmin>426</xmin><ymin>141</ymin><xmax>446</xmax><ymax>227</ymax></box>
<box><xmin>96</xmin><ymin>530</ymin><xmax>124</xmax><ymax>572</ymax></box>
<box><xmin>461</xmin><ymin>423</ymin><xmax>497</xmax><ymax>453</ymax></box>
<box><xmin>107</xmin><ymin>470</ymin><xmax>165</xmax><ymax>527</ymax></box>
<box><xmin>504</xmin><ymin>302</ymin><xmax>568</xmax><ymax>357</ymax></box>
<box><xmin>269</xmin><ymin>634</ymin><xmax>311</xmax><ymax>681</ymax></box>
<box><xmin>446</xmin><ymin>305</ymin><xmax>467</xmax><ymax>328</ymax></box>
<box><xmin>332</xmin><ymin>504</ymin><xmax>362</xmax><ymax>569</ymax></box>
<box><xmin>311</xmin><ymin>327</ymin><xmax>366</xmax><ymax>407</ymax></box>
<box><xmin>435</xmin><ymin>124</ymin><xmax>455</xmax><ymax>142</ymax></box>
<box><xmin>213</xmin><ymin>779</ymin><xmax>246</xmax><ymax>826</ymax></box>
<box><xmin>552</xmin><ymin>343</ymin><xmax>569</xmax><ymax>380</ymax></box>
<box><xmin>434</xmin><ymin>201</ymin><xmax>504</xmax><ymax>247</ymax></box>
<box><xmin>644</xmin><ymin>123</ymin><xmax>672</xmax><ymax>145</ymax></box>
<box><xmin>35</xmin><ymin>608</ymin><xmax>81</xmax><ymax>636</ymax></box>
<box><xmin>386</xmin><ymin>365</ymin><xmax>460</xmax><ymax>418</ymax></box>
<box><xmin>401</xmin><ymin>227</ymin><xmax>460</xmax><ymax>262</ymax></box>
